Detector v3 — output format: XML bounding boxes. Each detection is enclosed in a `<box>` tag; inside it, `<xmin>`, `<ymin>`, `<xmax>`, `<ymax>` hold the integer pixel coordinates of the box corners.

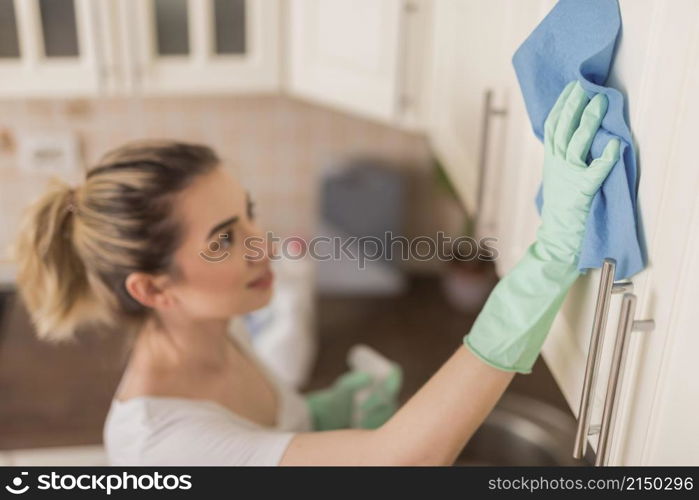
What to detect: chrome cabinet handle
<box><xmin>595</xmin><ymin>293</ymin><xmax>654</xmax><ymax>466</ymax></box>
<box><xmin>474</xmin><ymin>89</ymin><xmax>507</xmax><ymax>237</ymax></box>
<box><xmin>573</xmin><ymin>258</ymin><xmax>632</xmax><ymax>459</ymax></box>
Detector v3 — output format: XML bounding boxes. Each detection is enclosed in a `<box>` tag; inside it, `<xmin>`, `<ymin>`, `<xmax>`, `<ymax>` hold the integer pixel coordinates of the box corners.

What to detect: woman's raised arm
<box><xmin>281</xmin><ymin>81</ymin><xmax>620</xmax><ymax>466</ymax></box>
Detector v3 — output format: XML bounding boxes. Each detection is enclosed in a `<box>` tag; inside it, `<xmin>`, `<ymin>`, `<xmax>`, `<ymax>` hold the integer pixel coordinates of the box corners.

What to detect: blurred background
<box><xmin>0</xmin><ymin>0</ymin><xmax>587</xmax><ymax>466</ymax></box>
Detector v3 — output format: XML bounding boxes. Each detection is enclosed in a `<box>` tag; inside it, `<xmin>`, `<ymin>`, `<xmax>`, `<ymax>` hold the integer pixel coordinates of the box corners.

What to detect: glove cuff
<box><xmin>463</xmin><ymin>336</ymin><xmax>533</xmax><ymax>374</ymax></box>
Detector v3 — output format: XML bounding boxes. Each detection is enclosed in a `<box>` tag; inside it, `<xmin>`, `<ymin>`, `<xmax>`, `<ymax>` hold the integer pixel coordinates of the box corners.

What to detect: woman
<box><xmin>12</xmin><ymin>81</ymin><xmax>619</xmax><ymax>466</ymax></box>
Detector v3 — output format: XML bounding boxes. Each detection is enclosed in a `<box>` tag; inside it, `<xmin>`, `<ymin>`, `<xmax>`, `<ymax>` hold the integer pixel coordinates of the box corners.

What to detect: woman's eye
<box><xmin>216</xmin><ymin>230</ymin><xmax>234</xmax><ymax>249</ymax></box>
<box><xmin>219</xmin><ymin>233</ymin><xmax>233</xmax><ymax>248</ymax></box>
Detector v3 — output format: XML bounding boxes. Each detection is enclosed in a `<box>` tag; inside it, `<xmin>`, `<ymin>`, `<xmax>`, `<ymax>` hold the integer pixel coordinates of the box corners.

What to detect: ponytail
<box><xmin>12</xmin><ymin>178</ymin><xmax>109</xmax><ymax>343</ymax></box>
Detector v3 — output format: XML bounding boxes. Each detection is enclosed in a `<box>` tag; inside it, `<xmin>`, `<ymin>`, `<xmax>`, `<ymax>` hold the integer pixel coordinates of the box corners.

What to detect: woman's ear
<box><xmin>125</xmin><ymin>272</ymin><xmax>172</xmax><ymax>309</ymax></box>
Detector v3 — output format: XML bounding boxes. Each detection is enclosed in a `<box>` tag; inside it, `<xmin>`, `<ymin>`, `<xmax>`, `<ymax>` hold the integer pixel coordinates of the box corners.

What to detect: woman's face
<box><xmin>162</xmin><ymin>166</ymin><xmax>275</xmax><ymax>319</ymax></box>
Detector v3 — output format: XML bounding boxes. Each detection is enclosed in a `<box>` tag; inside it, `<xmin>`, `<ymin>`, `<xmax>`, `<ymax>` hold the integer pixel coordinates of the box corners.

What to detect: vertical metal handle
<box><xmin>595</xmin><ymin>293</ymin><xmax>654</xmax><ymax>466</ymax></box>
<box><xmin>573</xmin><ymin>258</ymin><xmax>632</xmax><ymax>459</ymax></box>
<box><xmin>474</xmin><ymin>90</ymin><xmax>507</xmax><ymax>238</ymax></box>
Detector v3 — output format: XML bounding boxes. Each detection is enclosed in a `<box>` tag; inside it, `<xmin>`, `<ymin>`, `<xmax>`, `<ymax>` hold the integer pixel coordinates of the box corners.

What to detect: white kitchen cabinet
<box><xmin>0</xmin><ymin>0</ymin><xmax>102</xmax><ymax>97</ymax></box>
<box><xmin>426</xmin><ymin>0</ymin><xmax>515</xmax><ymax>219</ymax></box>
<box><xmin>0</xmin><ymin>0</ymin><xmax>280</xmax><ymax>97</ymax></box>
<box><xmin>120</xmin><ymin>0</ymin><xmax>280</xmax><ymax>95</ymax></box>
<box><xmin>285</xmin><ymin>0</ymin><xmax>432</xmax><ymax>130</ymax></box>
<box><xmin>488</xmin><ymin>0</ymin><xmax>699</xmax><ymax>465</ymax></box>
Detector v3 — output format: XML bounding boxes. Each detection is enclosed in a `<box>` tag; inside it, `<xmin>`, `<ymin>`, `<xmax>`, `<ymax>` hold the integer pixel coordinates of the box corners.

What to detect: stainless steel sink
<box><xmin>455</xmin><ymin>393</ymin><xmax>589</xmax><ymax>466</ymax></box>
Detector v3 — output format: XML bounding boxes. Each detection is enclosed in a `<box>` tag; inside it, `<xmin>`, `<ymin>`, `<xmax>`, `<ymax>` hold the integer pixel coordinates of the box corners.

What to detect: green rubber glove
<box><xmin>354</xmin><ymin>362</ymin><xmax>403</xmax><ymax>429</ymax></box>
<box><xmin>463</xmin><ymin>80</ymin><xmax>621</xmax><ymax>374</ymax></box>
<box><xmin>305</xmin><ymin>363</ymin><xmax>403</xmax><ymax>430</ymax></box>
<box><xmin>305</xmin><ymin>370</ymin><xmax>373</xmax><ymax>431</ymax></box>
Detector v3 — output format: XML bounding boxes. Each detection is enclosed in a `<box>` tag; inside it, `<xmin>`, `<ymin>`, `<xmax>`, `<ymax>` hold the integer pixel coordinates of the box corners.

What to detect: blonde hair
<box><xmin>11</xmin><ymin>139</ymin><xmax>219</xmax><ymax>344</ymax></box>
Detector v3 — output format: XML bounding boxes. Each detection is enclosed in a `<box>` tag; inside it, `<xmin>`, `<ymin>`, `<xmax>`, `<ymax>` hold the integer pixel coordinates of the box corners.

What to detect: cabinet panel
<box><xmin>213</xmin><ymin>0</ymin><xmax>246</xmax><ymax>55</ymax></box>
<box><xmin>38</xmin><ymin>0</ymin><xmax>80</xmax><ymax>58</ymax></box>
<box><xmin>0</xmin><ymin>0</ymin><xmax>101</xmax><ymax>97</ymax></box>
<box><xmin>477</xmin><ymin>0</ymin><xmax>699</xmax><ymax>464</ymax></box>
<box><xmin>125</xmin><ymin>0</ymin><xmax>279</xmax><ymax>95</ymax></box>
<box><xmin>153</xmin><ymin>0</ymin><xmax>190</xmax><ymax>56</ymax></box>
<box><xmin>0</xmin><ymin>0</ymin><xmax>20</xmax><ymax>58</ymax></box>
<box><xmin>287</xmin><ymin>0</ymin><xmax>403</xmax><ymax>125</ymax></box>
<box><xmin>0</xmin><ymin>0</ymin><xmax>280</xmax><ymax>96</ymax></box>
<box><xmin>427</xmin><ymin>0</ymin><xmax>511</xmax><ymax>217</ymax></box>
<box><xmin>613</xmin><ymin>1</ymin><xmax>699</xmax><ymax>464</ymax></box>
<box><xmin>491</xmin><ymin>0</ymin><xmax>554</xmax><ymax>274</ymax></box>
<box><xmin>532</xmin><ymin>0</ymin><xmax>699</xmax><ymax>464</ymax></box>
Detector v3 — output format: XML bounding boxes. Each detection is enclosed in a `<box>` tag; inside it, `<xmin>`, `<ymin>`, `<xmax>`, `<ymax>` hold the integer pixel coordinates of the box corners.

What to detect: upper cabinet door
<box><xmin>122</xmin><ymin>0</ymin><xmax>280</xmax><ymax>95</ymax></box>
<box><xmin>425</xmin><ymin>0</ymin><xmax>515</xmax><ymax>218</ymax></box>
<box><xmin>286</xmin><ymin>0</ymin><xmax>430</xmax><ymax>129</ymax></box>
<box><xmin>0</xmin><ymin>0</ymin><xmax>102</xmax><ymax>97</ymax></box>
<box><xmin>598</xmin><ymin>0</ymin><xmax>699</xmax><ymax>466</ymax></box>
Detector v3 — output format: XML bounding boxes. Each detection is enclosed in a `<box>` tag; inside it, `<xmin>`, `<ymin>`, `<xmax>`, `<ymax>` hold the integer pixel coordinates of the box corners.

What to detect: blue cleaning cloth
<box><xmin>512</xmin><ymin>0</ymin><xmax>645</xmax><ymax>281</ymax></box>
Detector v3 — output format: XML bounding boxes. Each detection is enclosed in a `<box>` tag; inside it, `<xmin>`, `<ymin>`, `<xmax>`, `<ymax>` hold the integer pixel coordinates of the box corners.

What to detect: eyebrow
<box><xmin>205</xmin><ymin>215</ymin><xmax>239</xmax><ymax>241</ymax></box>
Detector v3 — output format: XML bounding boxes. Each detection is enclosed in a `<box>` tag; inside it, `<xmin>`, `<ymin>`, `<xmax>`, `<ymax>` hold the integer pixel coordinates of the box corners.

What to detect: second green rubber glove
<box><xmin>304</xmin><ymin>363</ymin><xmax>403</xmax><ymax>431</ymax></box>
<box><xmin>354</xmin><ymin>362</ymin><xmax>402</xmax><ymax>429</ymax></box>
<box><xmin>463</xmin><ymin>81</ymin><xmax>621</xmax><ymax>374</ymax></box>
<box><xmin>305</xmin><ymin>370</ymin><xmax>373</xmax><ymax>431</ymax></box>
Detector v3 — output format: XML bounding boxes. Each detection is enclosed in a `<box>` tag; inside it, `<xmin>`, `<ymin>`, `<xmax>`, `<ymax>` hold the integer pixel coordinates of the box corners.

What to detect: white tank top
<box><xmin>102</xmin><ymin>317</ymin><xmax>313</xmax><ymax>466</ymax></box>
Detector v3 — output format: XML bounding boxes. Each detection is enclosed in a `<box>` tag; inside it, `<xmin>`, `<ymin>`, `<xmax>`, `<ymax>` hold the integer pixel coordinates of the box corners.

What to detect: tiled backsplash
<box><xmin>0</xmin><ymin>95</ymin><xmax>461</xmax><ymax>274</ymax></box>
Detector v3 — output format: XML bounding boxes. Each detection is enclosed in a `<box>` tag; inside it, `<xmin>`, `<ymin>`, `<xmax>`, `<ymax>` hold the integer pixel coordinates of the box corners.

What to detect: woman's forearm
<box><xmin>373</xmin><ymin>343</ymin><xmax>515</xmax><ymax>465</ymax></box>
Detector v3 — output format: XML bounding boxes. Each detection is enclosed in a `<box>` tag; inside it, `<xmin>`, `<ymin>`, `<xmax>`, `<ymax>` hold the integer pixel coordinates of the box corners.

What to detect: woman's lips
<box><xmin>246</xmin><ymin>268</ymin><xmax>274</xmax><ymax>289</ymax></box>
